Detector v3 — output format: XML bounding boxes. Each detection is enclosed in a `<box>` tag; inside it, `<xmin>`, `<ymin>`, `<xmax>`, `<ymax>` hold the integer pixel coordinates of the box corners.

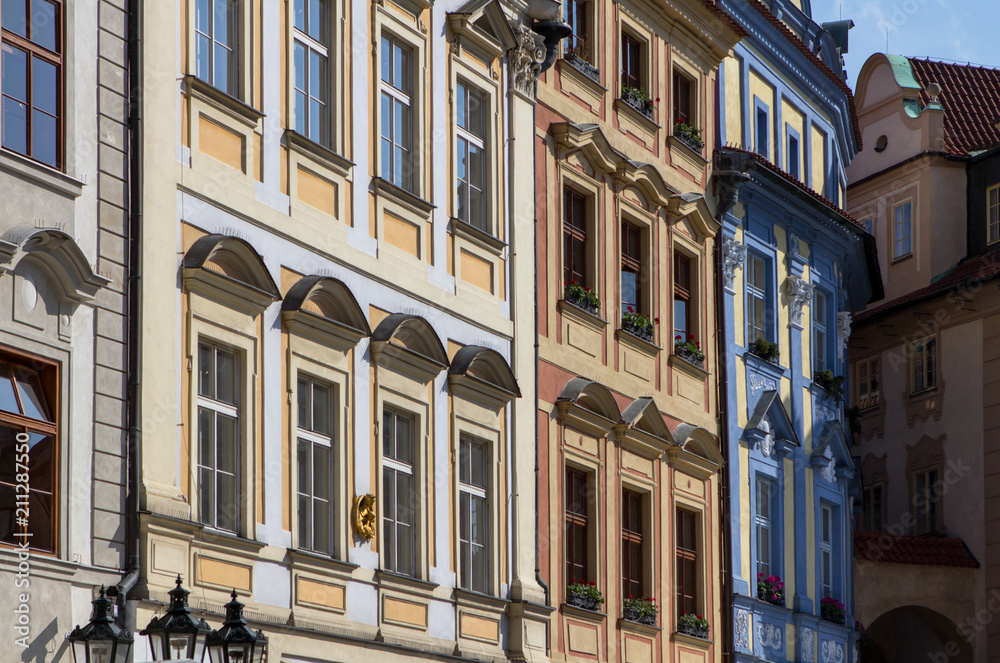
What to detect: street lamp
<box><xmin>205</xmin><ymin>591</ymin><xmax>268</xmax><ymax>663</ymax></box>
<box><xmin>67</xmin><ymin>586</ymin><xmax>134</xmax><ymax>663</ymax></box>
<box><xmin>140</xmin><ymin>575</ymin><xmax>212</xmax><ymax>661</ymax></box>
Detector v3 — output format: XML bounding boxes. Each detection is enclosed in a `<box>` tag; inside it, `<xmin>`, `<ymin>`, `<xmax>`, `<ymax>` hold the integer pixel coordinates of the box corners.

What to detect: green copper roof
<box><xmin>885</xmin><ymin>54</ymin><xmax>922</xmax><ymax>90</ymax></box>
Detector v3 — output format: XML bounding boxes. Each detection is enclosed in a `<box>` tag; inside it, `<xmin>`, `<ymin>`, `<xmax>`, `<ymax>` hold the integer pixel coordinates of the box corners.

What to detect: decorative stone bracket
<box><xmin>837</xmin><ymin>312</ymin><xmax>852</xmax><ymax>360</ymax></box>
<box><xmin>785</xmin><ymin>275</ymin><xmax>814</xmax><ymax>329</ymax></box>
<box><xmin>722</xmin><ymin>236</ymin><xmax>747</xmax><ymax>294</ymax></box>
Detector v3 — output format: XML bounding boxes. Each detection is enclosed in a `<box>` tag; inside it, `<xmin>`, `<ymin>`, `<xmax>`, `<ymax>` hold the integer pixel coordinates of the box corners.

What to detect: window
<box><xmin>893</xmin><ymin>201</ymin><xmax>912</xmax><ymax>259</ymax></box>
<box><xmin>379</xmin><ymin>34</ymin><xmax>413</xmax><ymax>191</ymax></box>
<box><xmin>382</xmin><ymin>407</ymin><xmax>416</xmax><ymax>575</ymax></box>
<box><xmin>620</xmin><ymin>32</ymin><xmax>641</xmax><ymax>90</ymax></box>
<box><xmin>676</xmin><ymin>509</ymin><xmax>697</xmax><ymax>616</ymax></box>
<box><xmin>861</xmin><ymin>484</ymin><xmax>884</xmax><ymax>532</ymax></box>
<box><xmin>296</xmin><ymin>376</ymin><xmax>333</xmax><ymax>554</ymax></box>
<box><xmin>197</xmin><ymin>342</ymin><xmax>240</xmax><ymax>532</ymax></box>
<box><xmin>293</xmin><ymin>0</ymin><xmax>330</xmax><ymax>146</ymax></box>
<box><xmin>813</xmin><ymin>290</ymin><xmax>828</xmax><ymax>374</ymax></box>
<box><xmin>2</xmin><ymin>0</ymin><xmax>62</xmax><ymax>167</ymax></box>
<box><xmin>911</xmin><ymin>337</ymin><xmax>936</xmax><ymax>393</ymax></box>
<box><xmin>563</xmin><ymin>188</ymin><xmax>588</xmax><ymax>287</ymax></box>
<box><xmin>819</xmin><ymin>503</ymin><xmax>834</xmax><ymax>598</ymax></box>
<box><xmin>621</xmin><ymin>489</ymin><xmax>643</xmax><ymax>599</ymax></box>
<box><xmin>0</xmin><ymin>354</ymin><xmax>57</xmax><ymax>553</ymax></box>
<box><xmin>564</xmin><ymin>0</ymin><xmax>588</xmax><ymax>60</ymax></box>
<box><xmin>755</xmin><ymin>103</ymin><xmax>769</xmax><ymax>158</ymax></box>
<box><xmin>755</xmin><ymin>478</ymin><xmax>773</xmax><ymax>577</ymax></box>
<box><xmin>672</xmin><ymin>71</ymin><xmax>691</xmax><ymax>124</ymax></box>
<box><xmin>787</xmin><ymin>131</ymin><xmax>800</xmax><ymax>179</ymax></box>
<box><xmin>621</xmin><ymin>222</ymin><xmax>642</xmax><ymax>315</ymax></box>
<box><xmin>565</xmin><ymin>467</ymin><xmax>589</xmax><ymax>584</ymax></box>
<box><xmin>456</xmin><ymin>82</ymin><xmax>487</xmax><ymax>232</ymax></box>
<box><xmin>989</xmin><ymin>184</ymin><xmax>1000</xmax><ymax>244</ymax></box>
<box><xmin>913</xmin><ymin>468</ymin><xmax>939</xmax><ymax>535</ymax></box>
<box><xmin>746</xmin><ymin>254</ymin><xmax>768</xmax><ymax>344</ymax></box>
<box><xmin>458</xmin><ymin>436</ymin><xmax>489</xmax><ymax>593</ymax></box>
<box><xmin>195</xmin><ymin>0</ymin><xmax>238</xmax><ymax>96</ymax></box>
<box><xmin>856</xmin><ymin>356</ymin><xmax>880</xmax><ymax>410</ymax></box>
<box><xmin>674</xmin><ymin>253</ymin><xmax>691</xmax><ymax>339</ymax></box>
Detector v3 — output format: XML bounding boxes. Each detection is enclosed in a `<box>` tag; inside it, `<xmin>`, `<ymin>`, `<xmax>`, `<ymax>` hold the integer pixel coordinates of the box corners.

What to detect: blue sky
<box><xmin>811</xmin><ymin>0</ymin><xmax>998</xmax><ymax>88</ymax></box>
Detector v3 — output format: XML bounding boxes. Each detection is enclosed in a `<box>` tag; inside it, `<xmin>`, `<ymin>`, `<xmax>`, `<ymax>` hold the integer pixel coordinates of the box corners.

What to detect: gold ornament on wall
<box><xmin>352</xmin><ymin>494</ymin><xmax>377</xmax><ymax>541</ymax></box>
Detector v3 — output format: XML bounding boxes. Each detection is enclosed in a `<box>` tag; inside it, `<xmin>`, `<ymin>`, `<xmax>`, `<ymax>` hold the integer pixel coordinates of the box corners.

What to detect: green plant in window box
<box><xmin>622</xmin><ymin>307</ymin><xmax>657</xmax><ymax>342</ymax></box>
<box><xmin>564</xmin><ymin>280</ymin><xmax>600</xmax><ymax>315</ymax></box>
<box><xmin>622</xmin><ymin>595</ymin><xmax>658</xmax><ymax>625</ymax></box>
<box><xmin>620</xmin><ymin>86</ymin><xmax>656</xmax><ymax>118</ymax></box>
<box><xmin>674</xmin><ymin>333</ymin><xmax>705</xmax><ymax>366</ymax></box>
<box><xmin>814</xmin><ymin>370</ymin><xmax>846</xmax><ymax>400</ymax></box>
<box><xmin>566</xmin><ymin>581</ymin><xmax>605</xmax><ymax>611</ymax></box>
<box><xmin>673</xmin><ymin>120</ymin><xmax>704</xmax><ymax>151</ymax></box>
<box><xmin>748</xmin><ymin>337</ymin><xmax>780</xmax><ymax>363</ymax></box>
<box><xmin>677</xmin><ymin>611</ymin><xmax>710</xmax><ymax>639</ymax></box>
<box><xmin>820</xmin><ymin>597</ymin><xmax>846</xmax><ymax>625</ymax></box>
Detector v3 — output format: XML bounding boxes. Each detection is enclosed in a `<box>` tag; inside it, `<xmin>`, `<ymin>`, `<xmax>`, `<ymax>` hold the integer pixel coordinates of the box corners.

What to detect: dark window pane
<box><xmin>297</xmin><ymin>439</ymin><xmax>309</xmax><ymax>494</ymax></box>
<box><xmin>313</xmin><ymin>497</ymin><xmax>330</xmax><ymax>553</ymax></box>
<box><xmin>2</xmin><ymin>43</ymin><xmax>28</xmax><ymax>100</ymax></box>
<box><xmin>0</xmin><ymin>426</ymin><xmax>19</xmax><ymax>483</ymax></box>
<box><xmin>28</xmin><ymin>489</ymin><xmax>52</xmax><ymax>551</ymax></box>
<box><xmin>297</xmin><ymin>493</ymin><xmax>309</xmax><ymax>546</ymax></box>
<box><xmin>215</xmin><ymin>414</ymin><xmax>237</xmax><ymax>474</ymax></box>
<box><xmin>313</xmin><ymin>444</ymin><xmax>330</xmax><ymax>500</ymax></box>
<box><xmin>32</xmin><ymin>57</ymin><xmax>57</xmax><ymax>114</ymax></box>
<box><xmin>216</xmin><ymin>472</ymin><xmax>236</xmax><ymax>531</ymax></box>
<box><xmin>311</xmin><ymin>382</ymin><xmax>330</xmax><ymax>434</ymax></box>
<box><xmin>2</xmin><ymin>0</ymin><xmax>27</xmax><ymax>36</ymax></box>
<box><xmin>26</xmin><ymin>432</ymin><xmax>53</xmax><ymax>492</ymax></box>
<box><xmin>0</xmin><ymin>364</ymin><xmax>19</xmax><ymax>414</ymax></box>
<box><xmin>198</xmin><ymin>344</ymin><xmax>212</xmax><ymax>398</ymax></box>
<box><xmin>215</xmin><ymin>348</ymin><xmax>236</xmax><ymax>404</ymax></box>
<box><xmin>198</xmin><ymin>408</ymin><xmax>214</xmax><ymax>468</ymax></box>
<box><xmin>0</xmin><ymin>483</ymin><xmax>15</xmax><ymax>545</ymax></box>
<box><xmin>31</xmin><ymin>109</ymin><xmax>57</xmax><ymax>167</ymax></box>
<box><xmin>2</xmin><ymin>97</ymin><xmax>28</xmax><ymax>155</ymax></box>
<box><xmin>33</xmin><ymin>0</ymin><xmax>58</xmax><ymax>52</ymax></box>
<box><xmin>198</xmin><ymin>467</ymin><xmax>214</xmax><ymax>524</ymax></box>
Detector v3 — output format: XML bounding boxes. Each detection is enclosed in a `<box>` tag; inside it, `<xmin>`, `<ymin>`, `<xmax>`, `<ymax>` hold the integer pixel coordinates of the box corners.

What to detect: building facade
<box><xmin>533</xmin><ymin>1</ymin><xmax>742</xmax><ymax>662</ymax></box>
<box><xmin>847</xmin><ymin>54</ymin><xmax>1000</xmax><ymax>663</ymax></box>
<box><xmin>0</xmin><ymin>0</ymin><xmax>131</xmax><ymax>657</ymax></box>
<box><xmin>132</xmin><ymin>0</ymin><xmax>551</xmax><ymax>661</ymax></box>
<box><xmin>713</xmin><ymin>1</ymin><xmax>881</xmax><ymax>660</ymax></box>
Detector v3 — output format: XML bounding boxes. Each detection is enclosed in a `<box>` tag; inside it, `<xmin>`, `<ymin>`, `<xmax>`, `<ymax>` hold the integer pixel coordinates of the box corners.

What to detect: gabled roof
<box><xmin>907</xmin><ymin>57</ymin><xmax>1000</xmax><ymax>156</ymax></box>
<box><xmin>854</xmin><ymin>531</ymin><xmax>979</xmax><ymax>569</ymax></box>
<box><xmin>745</xmin><ymin>390</ymin><xmax>799</xmax><ymax>447</ymax></box>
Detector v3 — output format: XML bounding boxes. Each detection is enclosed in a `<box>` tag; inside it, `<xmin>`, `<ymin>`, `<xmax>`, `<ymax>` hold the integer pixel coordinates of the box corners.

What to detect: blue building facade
<box><xmin>712</xmin><ymin>1</ymin><xmax>882</xmax><ymax>661</ymax></box>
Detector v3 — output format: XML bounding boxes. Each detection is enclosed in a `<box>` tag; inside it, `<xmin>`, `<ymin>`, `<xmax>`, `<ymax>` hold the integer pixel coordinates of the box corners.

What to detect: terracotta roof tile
<box><xmin>908</xmin><ymin>58</ymin><xmax>1000</xmax><ymax>156</ymax></box>
<box><xmin>855</xmin><ymin>531</ymin><xmax>979</xmax><ymax>569</ymax></box>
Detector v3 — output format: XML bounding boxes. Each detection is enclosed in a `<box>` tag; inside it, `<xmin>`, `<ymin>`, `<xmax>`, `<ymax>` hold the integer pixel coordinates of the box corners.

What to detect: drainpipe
<box><xmin>715</xmin><ymin>227</ymin><xmax>733</xmax><ymax>663</ymax></box>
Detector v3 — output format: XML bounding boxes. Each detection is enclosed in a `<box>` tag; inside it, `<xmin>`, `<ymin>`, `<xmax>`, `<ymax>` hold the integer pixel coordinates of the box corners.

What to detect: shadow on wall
<box><xmin>864</xmin><ymin>605</ymin><xmax>973</xmax><ymax>663</ymax></box>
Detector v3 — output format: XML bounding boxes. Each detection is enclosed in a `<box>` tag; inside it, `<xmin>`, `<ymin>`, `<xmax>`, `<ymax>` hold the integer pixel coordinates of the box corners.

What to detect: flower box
<box><xmin>756</xmin><ymin>573</ymin><xmax>785</xmax><ymax>606</ymax></box>
<box><xmin>674</xmin><ymin>334</ymin><xmax>705</xmax><ymax>368</ymax></box>
<box><xmin>748</xmin><ymin>338</ymin><xmax>780</xmax><ymax>363</ymax></box>
<box><xmin>564</xmin><ymin>281</ymin><xmax>600</xmax><ymax>316</ymax></box>
<box><xmin>673</xmin><ymin>121</ymin><xmax>704</xmax><ymax>152</ymax></box>
<box><xmin>622</xmin><ymin>596</ymin><xmax>658</xmax><ymax>625</ymax></box>
<box><xmin>622</xmin><ymin>307</ymin><xmax>657</xmax><ymax>342</ymax></box>
<box><xmin>677</xmin><ymin>612</ymin><xmax>709</xmax><ymax>639</ymax></box>
<box><xmin>620</xmin><ymin>87</ymin><xmax>655</xmax><ymax>120</ymax></box>
<box><xmin>820</xmin><ymin>597</ymin><xmax>846</xmax><ymax>625</ymax></box>
<box><xmin>566</xmin><ymin>582</ymin><xmax>605</xmax><ymax>612</ymax></box>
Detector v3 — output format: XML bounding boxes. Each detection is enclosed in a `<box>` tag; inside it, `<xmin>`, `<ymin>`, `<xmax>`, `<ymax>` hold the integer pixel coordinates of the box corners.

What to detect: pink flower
<box><xmin>767</xmin><ymin>575</ymin><xmax>776</xmax><ymax>583</ymax></box>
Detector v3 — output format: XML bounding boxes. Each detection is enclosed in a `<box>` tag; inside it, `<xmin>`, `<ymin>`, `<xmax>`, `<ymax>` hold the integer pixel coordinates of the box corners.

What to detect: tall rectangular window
<box><xmin>676</xmin><ymin>509</ymin><xmax>697</xmax><ymax>616</ymax></box>
<box><xmin>911</xmin><ymin>337</ymin><xmax>936</xmax><ymax>393</ymax></box>
<box><xmin>293</xmin><ymin>0</ymin><xmax>330</xmax><ymax>146</ymax></box>
<box><xmin>296</xmin><ymin>376</ymin><xmax>333</xmax><ymax>555</ymax></box>
<box><xmin>813</xmin><ymin>290</ymin><xmax>828</xmax><ymax>374</ymax></box>
<box><xmin>914</xmin><ymin>468</ymin><xmax>939</xmax><ymax>535</ymax></box>
<box><xmin>674</xmin><ymin>253</ymin><xmax>691</xmax><ymax>339</ymax></box>
<box><xmin>747</xmin><ymin>254</ymin><xmax>768</xmax><ymax>344</ymax></box>
<box><xmin>197</xmin><ymin>343</ymin><xmax>240</xmax><ymax>533</ymax></box>
<box><xmin>672</xmin><ymin>71</ymin><xmax>691</xmax><ymax>124</ymax></box>
<box><xmin>564</xmin><ymin>0</ymin><xmax>588</xmax><ymax>60</ymax></box>
<box><xmin>787</xmin><ymin>132</ymin><xmax>800</xmax><ymax>179</ymax></box>
<box><xmin>819</xmin><ymin>503</ymin><xmax>834</xmax><ymax>598</ymax></box>
<box><xmin>195</xmin><ymin>0</ymin><xmax>238</xmax><ymax>96</ymax></box>
<box><xmin>856</xmin><ymin>356</ymin><xmax>880</xmax><ymax>410</ymax></box>
<box><xmin>563</xmin><ymin>188</ymin><xmax>588</xmax><ymax>287</ymax></box>
<box><xmin>620</xmin><ymin>33</ymin><xmax>641</xmax><ymax>90</ymax></box>
<box><xmin>382</xmin><ymin>407</ymin><xmax>416</xmax><ymax>576</ymax></box>
<box><xmin>862</xmin><ymin>484</ymin><xmax>884</xmax><ymax>532</ymax></box>
<box><xmin>893</xmin><ymin>201</ymin><xmax>912</xmax><ymax>259</ymax></box>
<box><xmin>459</xmin><ymin>436</ymin><xmax>489</xmax><ymax>594</ymax></box>
<box><xmin>988</xmin><ymin>184</ymin><xmax>1000</xmax><ymax>244</ymax></box>
<box><xmin>0</xmin><ymin>354</ymin><xmax>58</xmax><ymax>553</ymax></box>
<box><xmin>456</xmin><ymin>82</ymin><xmax>487</xmax><ymax>232</ymax></box>
<box><xmin>379</xmin><ymin>34</ymin><xmax>413</xmax><ymax>191</ymax></box>
<box><xmin>2</xmin><ymin>0</ymin><xmax>62</xmax><ymax>168</ymax></box>
<box><xmin>755</xmin><ymin>105</ymin><xmax>769</xmax><ymax>158</ymax></box>
<box><xmin>621</xmin><ymin>489</ymin><xmax>643</xmax><ymax>600</ymax></box>
<box><xmin>565</xmin><ymin>467</ymin><xmax>589</xmax><ymax>584</ymax></box>
<box><xmin>755</xmin><ymin>478</ymin><xmax>773</xmax><ymax>577</ymax></box>
<box><xmin>621</xmin><ymin>222</ymin><xmax>642</xmax><ymax>315</ymax></box>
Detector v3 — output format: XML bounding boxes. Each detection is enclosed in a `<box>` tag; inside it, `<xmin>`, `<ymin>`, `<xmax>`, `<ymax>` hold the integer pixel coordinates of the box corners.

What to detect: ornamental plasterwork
<box><xmin>802</xmin><ymin>628</ymin><xmax>815</xmax><ymax>663</ymax></box>
<box><xmin>352</xmin><ymin>493</ymin><xmax>377</xmax><ymax>540</ymax></box>
<box><xmin>785</xmin><ymin>275</ymin><xmax>815</xmax><ymax>329</ymax></box>
<box><xmin>837</xmin><ymin>312</ymin><xmax>852</xmax><ymax>360</ymax></box>
<box><xmin>757</xmin><ymin>621</ymin><xmax>783</xmax><ymax>650</ymax></box>
<box><xmin>789</xmin><ymin>233</ymin><xmax>804</xmax><ymax>258</ymax></box>
<box><xmin>722</xmin><ymin>237</ymin><xmax>748</xmax><ymax>293</ymax></box>
<box><xmin>758</xmin><ymin>416</ymin><xmax>775</xmax><ymax>458</ymax></box>
<box><xmin>509</xmin><ymin>23</ymin><xmax>544</xmax><ymax>98</ymax></box>
<box><xmin>735</xmin><ymin>609</ymin><xmax>751</xmax><ymax>648</ymax></box>
<box><xmin>821</xmin><ymin>455</ymin><xmax>838</xmax><ymax>482</ymax></box>
<box><xmin>749</xmin><ymin>373</ymin><xmax>777</xmax><ymax>401</ymax></box>
<box><xmin>822</xmin><ymin>640</ymin><xmax>845</xmax><ymax>663</ymax></box>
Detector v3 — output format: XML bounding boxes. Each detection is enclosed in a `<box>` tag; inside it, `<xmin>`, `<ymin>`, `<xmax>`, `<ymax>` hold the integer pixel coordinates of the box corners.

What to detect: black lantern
<box><xmin>67</xmin><ymin>586</ymin><xmax>134</xmax><ymax>663</ymax></box>
<box><xmin>140</xmin><ymin>575</ymin><xmax>213</xmax><ymax>661</ymax></box>
<box><xmin>205</xmin><ymin>590</ymin><xmax>267</xmax><ymax>663</ymax></box>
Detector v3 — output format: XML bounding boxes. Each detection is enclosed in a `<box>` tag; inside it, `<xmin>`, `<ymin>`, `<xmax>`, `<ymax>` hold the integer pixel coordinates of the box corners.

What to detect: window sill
<box><xmin>614</xmin><ymin>98</ymin><xmax>660</xmax><ymax>141</ymax></box>
<box><xmin>909</xmin><ymin>386</ymin><xmax>939</xmax><ymax>398</ymax></box>
<box><xmin>558</xmin><ymin>299</ymin><xmax>608</xmax><ymax>331</ymax></box>
<box><xmin>449</xmin><ymin>217</ymin><xmax>506</xmax><ymax>256</ymax></box>
<box><xmin>455</xmin><ymin>588</ymin><xmax>510</xmax><ymax>611</ymax></box>
<box><xmin>0</xmin><ymin>148</ymin><xmax>84</xmax><ymax>199</ymax></box>
<box><xmin>891</xmin><ymin>253</ymin><xmax>913</xmax><ymax>265</ymax></box>
<box><xmin>669</xmin><ymin>353</ymin><xmax>710</xmax><ymax>378</ymax></box>
<box><xmin>616</xmin><ymin>327</ymin><xmax>660</xmax><ymax>357</ymax></box>
<box><xmin>561</xmin><ymin>603</ymin><xmax>607</xmax><ymax>622</ymax></box>
<box><xmin>375</xmin><ymin>568</ymin><xmax>438</xmax><ymax>592</ymax></box>
<box><xmin>671</xmin><ymin>630</ymin><xmax>714</xmax><ymax>648</ymax></box>
<box><xmin>371</xmin><ymin>176</ymin><xmax>435</xmax><ymax>218</ymax></box>
<box><xmin>183</xmin><ymin>75</ymin><xmax>264</xmax><ymax>129</ymax></box>
<box><xmin>288</xmin><ymin>547</ymin><xmax>359</xmax><ymax>574</ymax></box>
<box><xmin>284</xmin><ymin>129</ymin><xmax>353</xmax><ymax>177</ymax></box>
<box><xmin>561</xmin><ymin>54</ymin><xmax>602</xmax><ymax>86</ymax></box>
<box><xmin>667</xmin><ymin>135</ymin><xmax>709</xmax><ymax>178</ymax></box>
<box><xmin>617</xmin><ymin>618</ymin><xmax>661</xmax><ymax>636</ymax></box>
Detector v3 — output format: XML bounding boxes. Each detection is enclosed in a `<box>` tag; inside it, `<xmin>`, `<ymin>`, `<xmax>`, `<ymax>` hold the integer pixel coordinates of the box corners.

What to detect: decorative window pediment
<box><xmin>744</xmin><ymin>390</ymin><xmax>799</xmax><ymax>458</ymax></box>
<box><xmin>556</xmin><ymin>377</ymin><xmax>620</xmax><ymax>437</ymax></box>
<box><xmin>668</xmin><ymin>423</ymin><xmax>724</xmax><ymax>479</ymax></box>
<box><xmin>281</xmin><ymin>275</ymin><xmax>370</xmax><ymax>350</ymax></box>
<box><xmin>448</xmin><ymin>345</ymin><xmax>520</xmax><ymax>410</ymax></box>
<box><xmin>811</xmin><ymin>420</ymin><xmax>855</xmax><ymax>483</ymax></box>
<box><xmin>447</xmin><ymin>0</ymin><xmax>518</xmax><ymax>62</ymax></box>
<box><xmin>371</xmin><ymin>313</ymin><xmax>449</xmax><ymax>382</ymax></box>
<box><xmin>616</xmin><ymin>397</ymin><xmax>673</xmax><ymax>458</ymax></box>
<box><xmin>0</xmin><ymin>227</ymin><xmax>110</xmax><ymax>304</ymax></box>
<box><xmin>182</xmin><ymin>234</ymin><xmax>280</xmax><ymax>313</ymax></box>
<box><xmin>667</xmin><ymin>192</ymin><xmax>719</xmax><ymax>240</ymax></box>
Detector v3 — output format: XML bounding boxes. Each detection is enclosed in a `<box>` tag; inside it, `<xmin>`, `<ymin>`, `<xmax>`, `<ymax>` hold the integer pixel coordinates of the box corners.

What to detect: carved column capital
<box><xmin>722</xmin><ymin>236</ymin><xmax>748</xmax><ymax>294</ymax></box>
<box><xmin>785</xmin><ymin>275</ymin><xmax>814</xmax><ymax>330</ymax></box>
<box><xmin>508</xmin><ymin>23</ymin><xmax>545</xmax><ymax>100</ymax></box>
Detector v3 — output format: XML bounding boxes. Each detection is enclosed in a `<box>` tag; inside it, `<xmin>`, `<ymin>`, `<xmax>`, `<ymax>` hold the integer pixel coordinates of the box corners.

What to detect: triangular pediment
<box><xmin>744</xmin><ymin>390</ymin><xmax>800</xmax><ymax>457</ymax></box>
<box><xmin>447</xmin><ymin>0</ymin><xmax>517</xmax><ymax>61</ymax></box>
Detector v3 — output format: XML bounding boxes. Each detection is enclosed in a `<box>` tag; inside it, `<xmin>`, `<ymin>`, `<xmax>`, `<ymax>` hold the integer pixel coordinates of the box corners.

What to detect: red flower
<box><xmin>627</xmin><ymin>306</ymin><xmax>634</xmax><ymax>313</ymax></box>
<box><xmin>584</xmin><ymin>287</ymin><xmax>591</xmax><ymax>291</ymax></box>
<box><xmin>695</xmin><ymin>341</ymin><xmax>700</xmax><ymax>347</ymax></box>
<box><xmin>589</xmin><ymin>581</ymin><xmax>596</xmax><ymax>586</ymax></box>
<box><xmin>564</xmin><ymin>280</ymin><xmax>568</xmax><ymax>286</ymax></box>
<box><xmin>696</xmin><ymin>615</ymin><xmax>702</xmax><ymax>620</ymax></box>
<box><xmin>688</xmin><ymin>333</ymin><xmax>695</xmax><ymax>340</ymax></box>
<box><xmin>675</xmin><ymin>335</ymin><xmax>682</xmax><ymax>340</ymax></box>
<box><xmin>654</xmin><ymin>318</ymin><xmax>660</xmax><ymax>324</ymax></box>
<box><xmin>655</xmin><ymin>97</ymin><xmax>660</xmax><ymax>102</ymax></box>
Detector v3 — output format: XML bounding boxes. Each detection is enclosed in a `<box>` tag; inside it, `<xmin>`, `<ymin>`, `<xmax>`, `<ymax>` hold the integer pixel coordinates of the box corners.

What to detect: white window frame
<box><xmin>296</xmin><ymin>374</ymin><xmax>335</xmax><ymax>555</ymax></box>
<box><xmin>747</xmin><ymin>253</ymin><xmax>768</xmax><ymax>345</ymax></box>
<box><xmin>755</xmin><ymin>477</ymin><xmax>773</xmax><ymax>577</ymax></box>
<box><xmin>819</xmin><ymin>503</ymin><xmax>834</xmax><ymax>598</ymax></box>
<box><xmin>292</xmin><ymin>0</ymin><xmax>331</xmax><ymax>147</ymax></box>
<box><xmin>857</xmin><ymin>355</ymin><xmax>880</xmax><ymax>410</ymax></box>
<box><xmin>382</xmin><ymin>405</ymin><xmax>417</xmax><ymax>576</ymax></box>
<box><xmin>194</xmin><ymin>0</ymin><xmax>239</xmax><ymax>96</ymax></box>
<box><xmin>911</xmin><ymin>337</ymin><xmax>937</xmax><ymax>393</ymax></box>
<box><xmin>196</xmin><ymin>341</ymin><xmax>241</xmax><ymax>533</ymax></box>
<box><xmin>913</xmin><ymin>467</ymin><xmax>940</xmax><ymax>535</ymax></box>
<box><xmin>455</xmin><ymin>81</ymin><xmax>488</xmax><ymax>233</ymax></box>
<box><xmin>893</xmin><ymin>200</ymin><xmax>913</xmax><ymax>260</ymax></box>
<box><xmin>458</xmin><ymin>434</ymin><xmax>490</xmax><ymax>594</ymax></box>
<box><xmin>813</xmin><ymin>289</ymin><xmax>828</xmax><ymax>374</ymax></box>
<box><xmin>379</xmin><ymin>32</ymin><xmax>414</xmax><ymax>192</ymax></box>
<box><xmin>988</xmin><ymin>184</ymin><xmax>1000</xmax><ymax>245</ymax></box>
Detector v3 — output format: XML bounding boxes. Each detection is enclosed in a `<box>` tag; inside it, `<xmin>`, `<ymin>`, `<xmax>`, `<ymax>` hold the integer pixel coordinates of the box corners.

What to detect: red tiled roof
<box><xmin>855</xmin><ymin>531</ymin><xmax>979</xmax><ymax>569</ymax></box>
<box><xmin>720</xmin><ymin>146</ymin><xmax>863</xmax><ymax>228</ymax></box>
<box><xmin>908</xmin><ymin>58</ymin><xmax>1000</xmax><ymax>156</ymax></box>
<box><xmin>855</xmin><ymin>250</ymin><xmax>1000</xmax><ymax>322</ymax></box>
<box><xmin>742</xmin><ymin>0</ymin><xmax>862</xmax><ymax>151</ymax></box>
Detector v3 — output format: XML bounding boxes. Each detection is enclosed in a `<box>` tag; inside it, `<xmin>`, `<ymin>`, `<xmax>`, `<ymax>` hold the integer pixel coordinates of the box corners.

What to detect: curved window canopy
<box><xmin>448</xmin><ymin>345</ymin><xmax>520</xmax><ymax>410</ymax></box>
<box><xmin>371</xmin><ymin>313</ymin><xmax>449</xmax><ymax>382</ymax></box>
<box><xmin>669</xmin><ymin>423</ymin><xmax>724</xmax><ymax>479</ymax></box>
<box><xmin>181</xmin><ymin>234</ymin><xmax>280</xmax><ymax>313</ymax></box>
<box><xmin>281</xmin><ymin>275</ymin><xmax>370</xmax><ymax>349</ymax></box>
<box><xmin>556</xmin><ymin>377</ymin><xmax>621</xmax><ymax>437</ymax></box>
<box><xmin>0</xmin><ymin>227</ymin><xmax>110</xmax><ymax>303</ymax></box>
<box><xmin>616</xmin><ymin>397</ymin><xmax>674</xmax><ymax>458</ymax></box>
